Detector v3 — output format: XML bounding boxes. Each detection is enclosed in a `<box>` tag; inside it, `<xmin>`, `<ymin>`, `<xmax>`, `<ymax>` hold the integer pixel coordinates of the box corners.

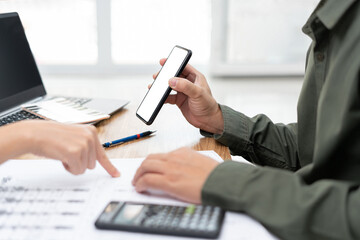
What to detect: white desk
<box><xmin>1</xmin><ymin>152</ymin><xmax>276</xmax><ymax>240</ymax></box>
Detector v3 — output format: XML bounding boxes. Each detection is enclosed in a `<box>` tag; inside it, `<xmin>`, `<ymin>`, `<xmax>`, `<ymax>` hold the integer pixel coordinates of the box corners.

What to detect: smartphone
<box><xmin>136</xmin><ymin>45</ymin><xmax>192</xmax><ymax>125</ymax></box>
<box><xmin>95</xmin><ymin>201</ymin><xmax>225</xmax><ymax>239</ymax></box>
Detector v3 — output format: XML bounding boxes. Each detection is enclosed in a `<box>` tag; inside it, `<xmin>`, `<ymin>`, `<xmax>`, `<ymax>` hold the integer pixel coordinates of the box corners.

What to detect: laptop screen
<box><xmin>0</xmin><ymin>12</ymin><xmax>46</xmax><ymax>112</ymax></box>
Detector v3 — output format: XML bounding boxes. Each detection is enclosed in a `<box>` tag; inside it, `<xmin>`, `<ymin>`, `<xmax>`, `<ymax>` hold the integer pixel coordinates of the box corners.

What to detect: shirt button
<box><xmin>317</xmin><ymin>53</ymin><xmax>325</xmax><ymax>62</ymax></box>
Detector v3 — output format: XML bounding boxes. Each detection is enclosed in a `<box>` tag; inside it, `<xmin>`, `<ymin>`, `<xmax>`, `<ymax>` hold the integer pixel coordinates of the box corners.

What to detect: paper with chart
<box><xmin>22</xmin><ymin>97</ymin><xmax>109</xmax><ymax>124</ymax></box>
<box><xmin>0</xmin><ymin>151</ymin><xmax>276</xmax><ymax>240</ymax></box>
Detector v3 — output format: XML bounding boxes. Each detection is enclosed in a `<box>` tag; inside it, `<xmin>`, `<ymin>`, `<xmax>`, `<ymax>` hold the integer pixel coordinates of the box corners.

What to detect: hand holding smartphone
<box><xmin>136</xmin><ymin>45</ymin><xmax>192</xmax><ymax>125</ymax></box>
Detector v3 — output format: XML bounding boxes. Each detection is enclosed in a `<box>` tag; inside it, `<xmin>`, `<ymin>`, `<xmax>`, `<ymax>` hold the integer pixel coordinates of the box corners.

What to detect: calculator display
<box><xmin>95</xmin><ymin>201</ymin><xmax>225</xmax><ymax>239</ymax></box>
<box><xmin>113</xmin><ymin>204</ymin><xmax>144</xmax><ymax>224</ymax></box>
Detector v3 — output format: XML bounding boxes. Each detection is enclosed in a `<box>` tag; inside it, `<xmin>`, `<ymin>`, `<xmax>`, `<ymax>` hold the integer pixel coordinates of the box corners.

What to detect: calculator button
<box><xmin>214</xmin><ymin>207</ymin><xmax>221</xmax><ymax>215</ymax></box>
<box><xmin>170</xmin><ymin>215</ymin><xmax>181</xmax><ymax>228</ymax></box>
<box><xmin>178</xmin><ymin>214</ymin><xmax>191</xmax><ymax>229</ymax></box>
<box><xmin>198</xmin><ymin>222</ymin><xmax>207</xmax><ymax>232</ymax></box>
<box><xmin>206</xmin><ymin>223</ymin><xmax>217</xmax><ymax>232</ymax></box>
<box><xmin>113</xmin><ymin>204</ymin><xmax>225</xmax><ymax>238</ymax></box>
<box><xmin>162</xmin><ymin>207</ymin><xmax>177</xmax><ymax>227</ymax></box>
<box><xmin>143</xmin><ymin>218</ymin><xmax>154</xmax><ymax>227</ymax></box>
<box><xmin>162</xmin><ymin>218</ymin><xmax>172</xmax><ymax>227</ymax></box>
<box><xmin>152</xmin><ymin>217</ymin><xmax>161</xmax><ymax>227</ymax></box>
<box><xmin>185</xmin><ymin>205</ymin><xmax>196</xmax><ymax>214</ymax></box>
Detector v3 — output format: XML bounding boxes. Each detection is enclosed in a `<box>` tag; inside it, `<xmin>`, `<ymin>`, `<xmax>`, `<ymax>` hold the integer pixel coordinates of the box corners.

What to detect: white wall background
<box><xmin>0</xmin><ymin>0</ymin><xmax>319</xmax><ymax>76</ymax></box>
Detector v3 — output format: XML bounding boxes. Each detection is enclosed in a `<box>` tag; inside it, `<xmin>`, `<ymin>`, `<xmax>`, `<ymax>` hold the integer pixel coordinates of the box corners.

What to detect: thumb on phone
<box><xmin>169</xmin><ymin>77</ymin><xmax>202</xmax><ymax>99</ymax></box>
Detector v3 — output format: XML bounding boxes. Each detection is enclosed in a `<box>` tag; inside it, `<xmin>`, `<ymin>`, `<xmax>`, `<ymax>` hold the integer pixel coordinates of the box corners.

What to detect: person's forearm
<box><xmin>202</xmin><ymin>105</ymin><xmax>300</xmax><ymax>170</ymax></box>
<box><xmin>0</xmin><ymin>122</ymin><xmax>32</xmax><ymax>164</ymax></box>
<box><xmin>202</xmin><ymin>161</ymin><xmax>360</xmax><ymax>240</ymax></box>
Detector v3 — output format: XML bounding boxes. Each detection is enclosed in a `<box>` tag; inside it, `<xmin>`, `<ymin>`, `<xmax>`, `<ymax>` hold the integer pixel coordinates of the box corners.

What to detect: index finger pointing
<box><xmin>95</xmin><ymin>139</ymin><xmax>120</xmax><ymax>177</ymax></box>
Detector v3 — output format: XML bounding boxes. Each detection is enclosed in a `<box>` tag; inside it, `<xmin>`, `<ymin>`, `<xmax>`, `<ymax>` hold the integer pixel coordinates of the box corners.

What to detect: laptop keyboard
<box><xmin>0</xmin><ymin>97</ymin><xmax>91</xmax><ymax>127</ymax></box>
<box><xmin>0</xmin><ymin>110</ymin><xmax>43</xmax><ymax>127</ymax></box>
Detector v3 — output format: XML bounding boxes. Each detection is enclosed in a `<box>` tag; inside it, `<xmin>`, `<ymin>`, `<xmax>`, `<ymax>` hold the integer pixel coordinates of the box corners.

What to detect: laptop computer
<box><xmin>0</xmin><ymin>12</ymin><xmax>129</xmax><ymax>126</ymax></box>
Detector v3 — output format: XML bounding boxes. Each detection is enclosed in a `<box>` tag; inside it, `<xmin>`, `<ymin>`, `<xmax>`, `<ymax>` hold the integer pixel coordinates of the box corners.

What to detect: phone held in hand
<box><xmin>136</xmin><ymin>45</ymin><xmax>192</xmax><ymax>125</ymax></box>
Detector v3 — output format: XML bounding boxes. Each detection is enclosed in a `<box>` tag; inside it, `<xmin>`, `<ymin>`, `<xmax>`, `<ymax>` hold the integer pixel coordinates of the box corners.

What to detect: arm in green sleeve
<box><xmin>202</xmin><ymin>161</ymin><xmax>360</xmax><ymax>240</ymax></box>
<box><xmin>201</xmin><ymin>105</ymin><xmax>300</xmax><ymax>171</ymax></box>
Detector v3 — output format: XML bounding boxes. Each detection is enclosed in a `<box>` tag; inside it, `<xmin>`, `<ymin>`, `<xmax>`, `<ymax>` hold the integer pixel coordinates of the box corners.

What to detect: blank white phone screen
<box><xmin>137</xmin><ymin>47</ymin><xmax>188</xmax><ymax>122</ymax></box>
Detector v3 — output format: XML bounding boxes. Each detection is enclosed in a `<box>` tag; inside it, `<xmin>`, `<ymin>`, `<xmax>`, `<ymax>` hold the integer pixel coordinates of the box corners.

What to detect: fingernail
<box><xmin>169</xmin><ymin>78</ymin><xmax>177</xmax><ymax>87</ymax></box>
<box><xmin>113</xmin><ymin>170</ymin><xmax>121</xmax><ymax>178</ymax></box>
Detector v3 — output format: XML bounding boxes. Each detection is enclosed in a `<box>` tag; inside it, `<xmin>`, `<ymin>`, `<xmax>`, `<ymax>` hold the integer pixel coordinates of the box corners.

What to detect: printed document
<box><xmin>0</xmin><ymin>151</ymin><xmax>276</xmax><ymax>240</ymax></box>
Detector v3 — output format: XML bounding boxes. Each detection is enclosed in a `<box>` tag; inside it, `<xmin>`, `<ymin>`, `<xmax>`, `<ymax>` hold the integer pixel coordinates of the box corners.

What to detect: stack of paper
<box><xmin>22</xmin><ymin>97</ymin><xmax>109</xmax><ymax>124</ymax></box>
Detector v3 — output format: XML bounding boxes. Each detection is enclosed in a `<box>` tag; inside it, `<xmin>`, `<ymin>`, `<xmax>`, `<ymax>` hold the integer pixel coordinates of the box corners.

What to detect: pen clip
<box><xmin>109</xmin><ymin>141</ymin><xmax>125</xmax><ymax>147</ymax></box>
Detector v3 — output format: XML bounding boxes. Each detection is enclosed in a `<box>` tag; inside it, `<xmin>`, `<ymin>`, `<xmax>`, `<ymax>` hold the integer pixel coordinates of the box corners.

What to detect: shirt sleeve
<box><xmin>201</xmin><ymin>104</ymin><xmax>300</xmax><ymax>171</ymax></box>
<box><xmin>202</xmin><ymin>161</ymin><xmax>360</xmax><ymax>240</ymax></box>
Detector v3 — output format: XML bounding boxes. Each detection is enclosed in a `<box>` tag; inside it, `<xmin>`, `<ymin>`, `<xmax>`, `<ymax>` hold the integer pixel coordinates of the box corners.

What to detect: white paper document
<box><xmin>22</xmin><ymin>97</ymin><xmax>109</xmax><ymax>124</ymax></box>
<box><xmin>0</xmin><ymin>151</ymin><xmax>276</xmax><ymax>240</ymax></box>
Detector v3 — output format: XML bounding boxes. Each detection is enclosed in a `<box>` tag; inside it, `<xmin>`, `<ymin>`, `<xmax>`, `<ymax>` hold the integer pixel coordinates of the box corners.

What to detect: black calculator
<box><xmin>95</xmin><ymin>201</ymin><xmax>225</xmax><ymax>239</ymax></box>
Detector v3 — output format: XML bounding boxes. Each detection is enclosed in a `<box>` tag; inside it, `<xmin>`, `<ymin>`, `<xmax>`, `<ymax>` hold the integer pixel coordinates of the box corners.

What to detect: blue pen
<box><xmin>102</xmin><ymin>131</ymin><xmax>156</xmax><ymax>148</ymax></box>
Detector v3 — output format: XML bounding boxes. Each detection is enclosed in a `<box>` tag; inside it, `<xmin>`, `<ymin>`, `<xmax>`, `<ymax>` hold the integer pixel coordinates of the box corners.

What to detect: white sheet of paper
<box><xmin>0</xmin><ymin>151</ymin><xmax>276</xmax><ymax>240</ymax></box>
<box><xmin>22</xmin><ymin>97</ymin><xmax>109</xmax><ymax>124</ymax></box>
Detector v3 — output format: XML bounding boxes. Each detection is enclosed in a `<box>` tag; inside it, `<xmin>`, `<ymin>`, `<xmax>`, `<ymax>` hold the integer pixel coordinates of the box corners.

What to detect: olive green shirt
<box><xmin>201</xmin><ymin>0</ymin><xmax>360</xmax><ymax>239</ymax></box>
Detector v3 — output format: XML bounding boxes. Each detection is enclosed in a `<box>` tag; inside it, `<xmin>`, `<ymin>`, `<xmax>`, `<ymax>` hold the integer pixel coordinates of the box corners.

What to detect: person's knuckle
<box><xmin>198</xmin><ymin>72</ymin><xmax>205</xmax><ymax>79</ymax></box>
<box><xmin>87</xmin><ymin>125</ymin><xmax>97</xmax><ymax>134</ymax></box>
<box><xmin>168</xmin><ymin>153</ymin><xmax>178</xmax><ymax>163</ymax></box>
<box><xmin>147</xmin><ymin>153</ymin><xmax>157</xmax><ymax>159</ymax></box>
<box><xmin>84</xmin><ymin>129</ymin><xmax>94</xmax><ymax>140</ymax></box>
<box><xmin>68</xmin><ymin>146</ymin><xmax>79</xmax><ymax>155</ymax></box>
<box><xmin>168</xmin><ymin>151</ymin><xmax>176</xmax><ymax>158</ymax></box>
<box><xmin>193</xmin><ymin>87</ymin><xmax>203</xmax><ymax>98</ymax></box>
<box><xmin>143</xmin><ymin>160</ymin><xmax>153</xmax><ymax>168</ymax></box>
<box><xmin>85</xmin><ymin>136</ymin><xmax>93</xmax><ymax>148</ymax></box>
<box><xmin>139</xmin><ymin>163</ymin><xmax>147</xmax><ymax>172</ymax></box>
<box><xmin>139</xmin><ymin>163</ymin><xmax>150</xmax><ymax>174</ymax></box>
<box><xmin>142</xmin><ymin>175</ymin><xmax>153</xmax><ymax>186</ymax></box>
<box><xmin>67</xmin><ymin>166</ymin><xmax>80</xmax><ymax>175</ymax></box>
<box><xmin>78</xmin><ymin>141</ymin><xmax>88</xmax><ymax>152</ymax></box>
<box><xmin>72</xmin><ymin>170</ymin><xmax>81</xmax><ymax>176</ymax></box>
<box><xmin>174</xmin><ymin>147</ymin><xmax>188</xmax><ymax>154</ymax></box>
<box><xmin>68</xmin><ymin>146</ymin><xmax>82</xmax><ymax>159</ymax></box>
<box><xmin>79</xmin><ymin>167</ymin><xmax>86</xmax><ymax>174</ymax></box>
<box><xmin>167</xmin><ymin>173</ymin><xmax>178</xmax><ymax>182</ymax></box>
<box><xmin>89</xmin><ymin>163</ymin><xmax>96</xmax><ymax>169</ymax></box>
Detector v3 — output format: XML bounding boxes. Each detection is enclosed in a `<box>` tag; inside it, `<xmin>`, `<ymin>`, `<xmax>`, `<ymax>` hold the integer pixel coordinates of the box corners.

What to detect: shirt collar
<box><xmin>316</xmin><ymin>0</ymin><xmax>356</xmax><ymax>29</ymax></box>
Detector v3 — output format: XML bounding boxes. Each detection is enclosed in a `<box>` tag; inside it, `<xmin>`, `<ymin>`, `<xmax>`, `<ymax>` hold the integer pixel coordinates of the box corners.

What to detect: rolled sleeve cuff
<box><xmin>200</xmin><ymin>104</ymin><xmax>251</xmax><ymax>154</ymax></box>
<box><xmin>201</xmin><ymin>160</ymin><xmax>257</xmax><ymax>210</ymax></box>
